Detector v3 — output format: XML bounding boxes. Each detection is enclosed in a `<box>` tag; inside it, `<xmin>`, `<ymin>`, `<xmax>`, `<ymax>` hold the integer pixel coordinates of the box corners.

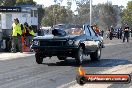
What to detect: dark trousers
<box><xmin>119</xmin><ymin>33</ymin><xmax>122</xmax><ymax>39</ymax></box>
<box><xmin>109</xmin><ymin>32</ymin><xmax>113</xmax><ymax>40</ymax></box>
<box><xmin>18</xmin><ymin>36</ymin><xmax>22</xmax><ymax>52</ymax></box>
<box><xmin>12</xmin><ymin>36</ymin><xmax>22</xmax><ymax>52</ymax></box>
<box><xmin>117</xmin><ymin>33</ymin><xmax>122</xmax><ymax>39</ymax></box>
<box><xmin>25</xmin><ymin>36</ymin><xmax>33</xmax><ymax>47</ymax></box>
<box><xmin>123</xmin><ymin>34</ymin><xmax>129</xmax><ymax>42</ymax></box>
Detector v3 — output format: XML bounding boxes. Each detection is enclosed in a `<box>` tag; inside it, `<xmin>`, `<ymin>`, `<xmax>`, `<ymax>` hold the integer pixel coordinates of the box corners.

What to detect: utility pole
<box><xmin>90</xmin><ymin>0</ymin><xmax>92</xmax><ymax>26</ymax></box>
<box><xmin>53</xmin><ymin>0</ymin><xmax>57</xmax><ymax>25</ymax></box>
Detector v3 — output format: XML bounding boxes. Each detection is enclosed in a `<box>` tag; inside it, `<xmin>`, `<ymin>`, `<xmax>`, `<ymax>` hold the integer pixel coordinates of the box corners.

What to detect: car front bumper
<box><xmin>31</xmin><ymin>45</ymin><xmax>79</xmax><ymax>57</ymax></box>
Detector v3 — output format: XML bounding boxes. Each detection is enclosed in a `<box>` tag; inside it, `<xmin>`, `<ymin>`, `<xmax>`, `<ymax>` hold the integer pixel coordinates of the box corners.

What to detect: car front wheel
<box><xmin>35</xmin><ymin>53</ymin><xmax>43</xmax><ymax>64</ymax></box>
<box><xmin>90</xmin><ymin>48</ymin><xmax>101</xmax><ymax>61</ymax></box>
<box><xmin>75</xmin><ymin>47</ymin><xmax>84</xmax><ymax>65</ymax></box>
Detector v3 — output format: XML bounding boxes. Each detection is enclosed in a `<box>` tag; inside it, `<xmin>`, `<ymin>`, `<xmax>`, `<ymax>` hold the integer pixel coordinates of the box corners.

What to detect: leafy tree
<box><xmin>16</xmin><ymin>0</ymin><xmax>36</xmax><ymax>6</ymax></box>
<box><xmin>66</xmin><ymin>0</ymin><xmax>74</xmax><ymax>24</ymax></box>
<box><xmin>0</xmin><ymin>0</ymin><xmax>16</xmax><ymax>6</ymax></box>
<box><xmin>41</xmin><ymin>5</ymin><xmax>55</xmax><ymax>26</ymax></box>
<box><xmin>0</xmin><ymin>0</ymin><xmax>36</xmax><ymax>6</ymax></box>
<box><xmin>121</xmin><ymin>1</ymin><xmax>132</xmax><ymax>28</ymax></box>
<box><xmin>95</xmin><ymin>3</ymin><xmax>118</xmax><ymax>30</ymax></box>
<box><xmin>41</xmin><ymin>5</ymin><xmax>70</xmax><ymax>26</ymax></box>
<box><xmin>74</xmin><ymin>1</ymin><xmax>119</xmax><ymax>30</ymax></box>
<box><xmin>74</xmin><ymin>0</ymin><xmax>90</xmax><ymax>25</ymax></box>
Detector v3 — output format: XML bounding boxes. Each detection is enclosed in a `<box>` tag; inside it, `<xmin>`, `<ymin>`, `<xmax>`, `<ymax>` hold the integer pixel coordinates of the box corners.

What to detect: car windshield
<box><xmin>51</xmin><ymin>25</ymin><xmax>84</xmax><ymax>36</ymax></box>
<box><xmin>64</xmin><ymin>27</ymin><xmax>84</xmax><ymax>36</ymax></box>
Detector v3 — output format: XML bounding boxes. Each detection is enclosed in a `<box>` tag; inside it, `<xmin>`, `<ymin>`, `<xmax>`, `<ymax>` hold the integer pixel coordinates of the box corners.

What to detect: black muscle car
<box><xmin>31</xmin><ymin>24</ymin><xmax>104</xmax><ymax>65</ymax></box>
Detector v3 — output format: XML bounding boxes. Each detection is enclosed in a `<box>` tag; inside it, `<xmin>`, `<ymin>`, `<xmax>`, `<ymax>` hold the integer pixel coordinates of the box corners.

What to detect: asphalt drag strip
<box><xmin>57</xmin><ymin>40</ymin><xmax>132</xmax><ymax>88</ymax></box>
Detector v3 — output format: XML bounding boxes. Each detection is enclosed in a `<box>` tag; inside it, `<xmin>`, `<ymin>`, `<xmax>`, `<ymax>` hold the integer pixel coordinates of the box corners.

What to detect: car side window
<box><xmin>88</xmin><ymin>26</ymin><xmax>96</xmax><ymax>36</ymax></box>
<box><xmin>85</xmin><ymin>25</ymin><xmax>91</xmax><ymax>36</ymax></box>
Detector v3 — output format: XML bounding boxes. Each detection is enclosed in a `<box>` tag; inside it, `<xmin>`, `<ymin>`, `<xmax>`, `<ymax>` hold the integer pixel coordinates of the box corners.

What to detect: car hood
<box><xmin>33</xmin><ymin>34</ymin><xmax>82</xmax><ymax>40</ymax></box>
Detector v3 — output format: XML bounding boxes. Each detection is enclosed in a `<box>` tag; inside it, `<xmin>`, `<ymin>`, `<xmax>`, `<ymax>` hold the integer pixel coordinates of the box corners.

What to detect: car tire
<box><xmin>35</xmin><ymin>53</ymin><xmax>43</xmax><ymax>64</ymax></box>
<box><xmin>90</xmin><ymin>48</ymin><xmax>101</xmax><ymax>61</ymax></box>
<box><xmin>57</xmin><ymin>56</ymin><xmax>67</xmax><ymax>60</ymax></box>
<box><xmin>75</xmin><ymin>47</ymin><xmax>84</xmax><ymax>65</ymax></box>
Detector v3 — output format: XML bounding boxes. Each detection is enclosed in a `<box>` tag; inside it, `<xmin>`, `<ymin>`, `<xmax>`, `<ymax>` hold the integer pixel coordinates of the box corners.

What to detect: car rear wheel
<box><xmin>57</xmin><ymin>56</ymin><xmax>67</xmax><ymax>60</ymax></box>
<box><xmin>90</xmin><ymin>48</ymin><xmax>101</xmax><ymax>61</ymax></box>
<box><xmin>35</xmin><ymin>53</ymin><xmax>43</xmax><ymax>64</ymax></box>
<box><xmin>75</xmin><ymin>47</ymin><xmax>84</xmax><ymax>65</ymax></box>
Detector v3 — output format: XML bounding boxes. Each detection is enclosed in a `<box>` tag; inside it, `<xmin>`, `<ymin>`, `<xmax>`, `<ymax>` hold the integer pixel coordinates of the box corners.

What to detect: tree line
<box><xmin>0</xmin><ymin>0</ymin><xmax>131</xmax><ymax>30</ymax></box>
<box><xmin>41</xmin><ymin>0</ymin><xmax>131</xmax><ymax>31</ymax></box>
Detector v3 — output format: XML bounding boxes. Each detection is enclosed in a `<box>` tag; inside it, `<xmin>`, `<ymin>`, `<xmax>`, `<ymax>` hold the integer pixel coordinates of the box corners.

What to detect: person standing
<box><xmin>119</xmin><ymin>27</ymin><xmax>122</xmax><ymax>39</ymax></box>
<box><xmin>23</xmin><ymin>22</ymin><xmax>35</xmax><ymax>48</ymax></box>
<box><xmin>12</xmin><ymin>18</ymin><xmax>22</xmax><ymax>53</ymax></box>
<box><xmin>117</xmin><ymin>28</ymin><xmax>122</xmax><ymax>39</ymax></box>
<box><xmin>117</xmin><ymin>28</ymin><xmax>120</xmax><ymax>39</ymax></box>
<box><xmin>92</xmin><ymin>24</ymin><xmax>101</xmax><ymax>35</ymax></box>
<box><xmin>101</xmin><ymin>30</ymin><xmax>104</xmax><ymax>37</ymax></box>
<box><xmin>123</xmin><ymin>25</ymin><xmax>129</xmax><ymax>42</ymax></box>
<box><xmin>29</xmin><ymin>25</ymin><xmax>35</xmax><ymax>48</ymax></box>
<box><xmin>109</xmin><ymin>26</ymin><xmax>114</xmax><ymax>40</ymax></box>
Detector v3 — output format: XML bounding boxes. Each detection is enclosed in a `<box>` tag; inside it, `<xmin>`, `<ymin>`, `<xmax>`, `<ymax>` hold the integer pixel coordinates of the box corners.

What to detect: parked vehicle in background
<box><xmin>31</xmin><ymin>24</ymin><xmax>104</xmax><ymax>65</ymax></box>
<box><xmin>112</xmin><ymin>29</ymin><xmax>118</xmax><ymax>38</ymax></box>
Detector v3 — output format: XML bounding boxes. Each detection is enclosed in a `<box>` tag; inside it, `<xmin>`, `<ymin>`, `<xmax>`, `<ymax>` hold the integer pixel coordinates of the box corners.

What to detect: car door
<box><xmin>83</xmin><ymin>25</ymin><xmax>95</xmax><ymax>53</ymax></box>
<box><xmin>88</xmin><ymin>26</ymin><xmax>100</xmax><ymax>51</ymax></box>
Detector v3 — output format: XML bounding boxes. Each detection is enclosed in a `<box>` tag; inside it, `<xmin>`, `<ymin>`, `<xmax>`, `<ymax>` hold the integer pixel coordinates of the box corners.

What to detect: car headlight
<box><xmin>74</xmin><ymin>40</ymin><xmax>80</xmax><ymax>45</ymax></box>
<box><xmin>33</xmin><ymin>40</ymin><xmax>39</xmax><ymax>46</ymax></box>
<box><xmin>68</xmin><ymin>40</ymin><xmax>74</xmax><ymax>45</ymax></box>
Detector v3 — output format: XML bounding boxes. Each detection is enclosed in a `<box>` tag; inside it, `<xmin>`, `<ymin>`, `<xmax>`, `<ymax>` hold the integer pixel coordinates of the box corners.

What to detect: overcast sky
<box><xmin>33</xmin><ymin>0</ymin><xmax>131</xmax><ymax>11</ymax></box>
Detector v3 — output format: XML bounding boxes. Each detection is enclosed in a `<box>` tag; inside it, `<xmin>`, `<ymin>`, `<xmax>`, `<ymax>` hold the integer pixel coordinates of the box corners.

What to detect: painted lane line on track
<box><xmin>0</xmin><ymin>67</ymin><xmax>74</xmax><ymax>88</ymax></box>
<box><xmin>0</xmin><ymin>53</ymin><xmax>34</xmax><ymax>60</ymax></box>
<box><xmin>104</xmin><ymin>43</ymin><xmax>124</xmax><ymax>46</ymax></box>
<box><xmin>57</xmin><ymin>80</ymin><xmax>76</xmax><ymax>88</ymax></box>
